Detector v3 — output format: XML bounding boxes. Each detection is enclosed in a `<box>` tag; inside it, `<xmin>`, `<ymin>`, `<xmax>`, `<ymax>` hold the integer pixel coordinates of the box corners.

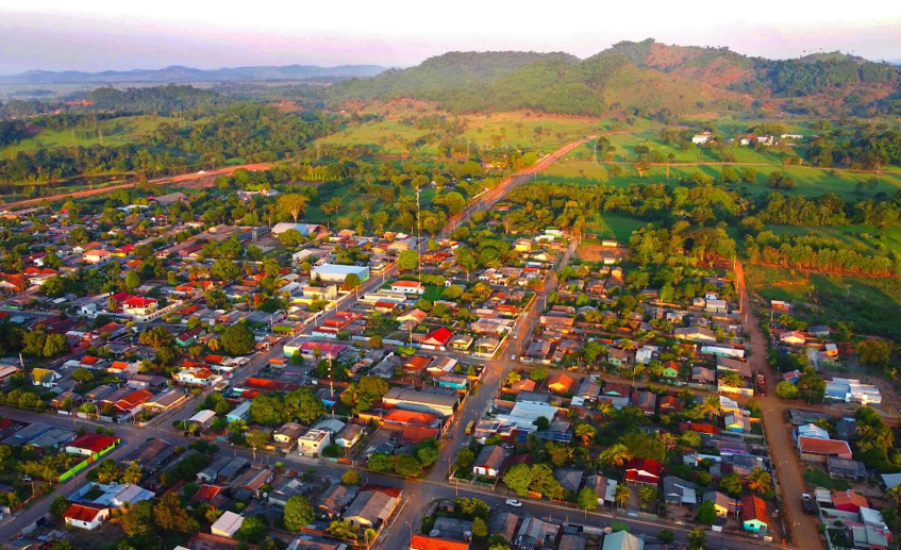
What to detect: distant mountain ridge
<box><xmin>0</xmin><ymin>64</ymin><xmax>386</xmax><ymax>84</ymax></box>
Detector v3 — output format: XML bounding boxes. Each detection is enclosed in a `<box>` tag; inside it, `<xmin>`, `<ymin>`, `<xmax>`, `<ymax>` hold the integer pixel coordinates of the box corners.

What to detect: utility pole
<box><xmin>416</xmin><ymin>185</ymin><xmax>422</xmax><ymax>283</ymax></box>
<box><xmin>328</xmin><ymin>353</ymin><xmax>334</xmax><ymax>418</ymax></box>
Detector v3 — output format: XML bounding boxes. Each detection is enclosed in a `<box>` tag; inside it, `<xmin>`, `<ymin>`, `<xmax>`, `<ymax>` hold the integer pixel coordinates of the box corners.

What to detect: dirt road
<box><xmin>1</xmin><ymin>163</ymin><xmax>273</xmax><ymax>211</ymax></box>
<box><xmin>735</xmin><ymin>260</ymin><xmax>824</xmax><ymax>550</ymax></box>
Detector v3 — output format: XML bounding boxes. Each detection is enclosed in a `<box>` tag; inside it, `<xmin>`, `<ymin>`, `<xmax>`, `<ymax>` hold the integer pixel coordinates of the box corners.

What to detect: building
<box><xmin>122</xmin><ymin>296</ymin><xmax>158</xmax><ymax>317</ymax></box>
<box><xmin>625</xmin><ymin>458</ymin><xmax>663</xmax><ymax>485</ymax></box>
<box><xmin>741</xmin><ymin>495</ymin><xmax>769</xmax><ymax>533</ymax></box>
<box><xmin>797</xmin><ymin>436</ymin><xmax>853</xmax><ymax>462</ymax></box>
<box><xmin>833</xmin><ymin>490</ymin><xmax>869</xmax><ymax>513</ymax></box>
<box><xmin>410</xmin><ymin>535</ymin><xmax>470</xmax><ymax>550</ymax></box>
<box><xmin>211</xmin><ymin>511</ymin><xmax>245</xmax><ymax>538</ymax></box>
<box><xmin>65</xmin><ymin>434</ymin><xmax>120</xmax><ymax>457</ymax></box>
<box><xmin>472</xmin><ymin>445</ymin><xmax>504</xmax><ymax>478</ymax></box>
<box><xmin>64</xmin><ymin>504</ymin><xmax>109</xmax><ymax>531</ymax></box>
<box><xmin>703</xmin><ymin>491</ymin><xmax>737</xmax><ymax>517</ymax></box>
<box><xmin>318</xmin><ymin>484</ymin><xmax>359</xmax><ymax>518</ymax></box>
<box><xmin>298</xmin><ymin>429</ymin><xmax>331</xmax><ymax>457</ymax></box>
<box><xmin>273</xmin><ymin>422</ymin><xmax>305</xmax><ymax>448</ymax></box>
<box><xmin>70</xmin><ymin>482</ymin><xmax>155</xmax><ymax>509</ymax></box>
<box><xmin>311</xmin><ymin>264</ymin><xmax>370</xmax><ymax>284</ymax></box>
<box><xmin>342</xmin><ymin>487</ymin><xmax>401</xmax><ymax>528</ymax></box>
<box><xmin>383</xmin><ymin>388</ymin><xmax>459</xmax><ymax>417</ymax></box>
<box><xmin>826</xmin><ymin>379</ymin><xmax>882</xmax><ymax>405</ymax></box>
<box><xmin>602</xmin><ymin>531</ymin><xmax>644</xmax><ymax>550</ymax></box>
<box><xmin>335</xmin><ymin>423</ymin><xmax>364</xmax><ymax>448</ymax></box>
<box><xmin>188</xmin><ymin>410</ymin><xmax>217</xmax><ymax>429</ymax></box>
<box><xmin>391</xmin><ymin>281</ymin><xmax>426</xmax><ymax>295</ymax></box>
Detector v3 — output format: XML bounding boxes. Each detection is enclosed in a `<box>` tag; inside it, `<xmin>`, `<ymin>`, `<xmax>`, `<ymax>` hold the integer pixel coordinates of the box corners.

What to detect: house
<box><xmin>335</xmin><ymin>423</ymin><xmax>364</xmax><ymax>448</ymax></box>
<box><xmin>602</xmin><ymin>531</ymin><xmax>644</xmax><ymax>550</ymax></box>
<box><xmin>273</xmin><ymin>422</ymin><xmax>305</xmax><ymax>449</ymax></box>
<box><xmin>741</xmin><ymin>495</ymin><xmax>769</xmax><ymax>533</ymax></box>
<box><xmin>658</xmin><ymin>395</ymin><xmax>684</xmax><ymax>414</ymax></box>
<box><xmin>31</xmin><ymin>368</ymin><xmax>62</xmax><ymax>388</ymax></box>
<box><xmin>631</xmin><ymin>391</ymin><xmax>656</xmax><ymax>415</ymax></box>
<box><xmin>70</xmin><ymin>482</ymin><xmax>155</xmax><ymax>509</ymax></box>
<box><xmin>175</xmin><ymin>328</ymin><xmax>204</xmax><ymax>347</ymax></box>
<box><xmin>298</xmin><ymin>429</ymin><xmax>331</xmax><ymax>457</ymax></box>
<box><xmin>211</xmin><ymin>511</ymin><xmax>245</xmax><ymax>538</ymax></box>
<box><xmin>433</xmin><ymin>517</ymin><xmax>475</xmax><ymax>542</ymax></box>
<box><xmin>188</xmin><ymin>410</ymin><xmax>216</xmax><ymax>429</ymax></box>
<box><xmin>703</xmin><ymin>491</ymin><xmax>737</xmax><ymax>517</ymax></box>
<box><xmin>83</xmin><ymin>249</ymin><xmax>111</xmax><ymax>265</ymax></box>
<box><xmin>172</xmin><ymin>367</ymin><xmax>218</xmax><ymax>386</ymax></box>
<box><xmin>780</xmin><ymin>331</ymin><xmax>807</xmax><ymax>346</ymax></box>
<box><xmin>692</xmin><ymin>367</ymin><xmax>715</xmax><ymax>385</ymax></box>
<box><xmin>827</xmin><ymin>457</ymin><xmax>868</xmax><ymax>481</ymax></box>
<box><xmin>122</xmin><ymin>296</ymin><xmax>158</xmax><ymax>317</ymax></box>
<box><xmin>662</xmin><ymin>476</ymin><xmax>697</xmax><ymax>506</ymax></box>
<box><xmin>342</xmin><ymin>487</ymin><xmax>401</xmax><ymax>528</ymax></box>
<box><xmin>391</xmin><ymin>281</ymin><xmax>426</xmax><ymax>295</ymax></box>
<box><xmin>515</xmin><ymin>517</ymin><xmax>560</xmax><ymax>550</ymax></box>
<box><xmin>661</xmin><ymin>361</ymin><xmax>680</xmax><ymax>379</ymax></box>
<box><xmin>826</xmin><ymin>378</ymin><xmax>882</xmax><ymax>405</ymax></box>
<box><xmin>268</xmin><ymin>478</ymin><xmax>310</xmax><ymax>507</ymax></box>
<box><xmin>724</xmin><ymin>411</ymin><xmax>751</xmax><ymax>433</ymax></box>
<box><xmin>65</xmin><ymin>434</ymin><xmax>119</xmax><ymax>457</ymax></box>
<box><xmin>833</xmin><ymin>490</ymin><xmax>869</xmax><ymax>513</ymax></box>
<box><xmin>472</xmin><ymin>445</ymin><xmax>505</xmax><ymax>478</ymax></box>
<box><xmin>318</xmin><ymin>484</ymin><xmax>358</xmax><ymax>518</ymax></box>
<box><xmin>226</xmin><ymin>401</ymin><xmax>252</xmax><ymax>424</ymax></box>
<box><xmin>64</xmin><ymin>504</ymin><xmax>109</xmax><ymax>531</ymax></box>
<box><xmin>489</xmin><ymin>512</ymin><xmax>521</xmax><ymax>542</ymax></box>
<box><xmin>798</xmin><ymin>436</ymin><xmax>853</xmax><ymax>462</ymax></box>
<box><xmin>674</xmin><ymin>327</ymin><xmax>717</xmax><ymax>343</ymax></box>
<box><xmin>410</xmin><ymin>535</ymin><xmax>470</xmax><ymax>550</ymax></box>
<box><xmin>547</xmin><ymin>373</ymin><xmax>574</xmax><ymax>394</ymax></box>
<box><xmin>383</xmin><ymin>388</ymin><xmax>459</xmax><ymax>417</ymax></box>
<box><xmin>422</xmin><ymin>327</ymin><xmax>454</xmax><ymax>349</ymax></box>
<box><xmin>625</xmin><ymin>458</ymin><xmax>663</xmax><ymax>485</ymax></box>
<box><xmin>607</xmin><ymin>348</ymin><xmax>633</xmax><ymax>367</ymax></box>
<box><xmin>311</xmin><ymin>264</ymin><xmax>369</xmax><ymax>284</ymax></box>
<box><xmin>554</xmin><ymin>468</ymin><xmax>584</xmax><ymax>493</ymax></box>
<box><xmin>585</xmin><ymin>474</ymin><xmax>617</xmax><ymax>506</ymax></box>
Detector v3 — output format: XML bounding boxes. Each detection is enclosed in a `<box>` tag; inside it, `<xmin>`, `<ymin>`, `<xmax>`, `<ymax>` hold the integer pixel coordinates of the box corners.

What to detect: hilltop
<box><xmin>331</xmin><ymin>39</ymin><xmax>901</xmax><ymax>117</ymax></box>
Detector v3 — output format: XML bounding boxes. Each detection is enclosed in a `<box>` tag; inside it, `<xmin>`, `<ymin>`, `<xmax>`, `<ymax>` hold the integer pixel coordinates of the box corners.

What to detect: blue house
<box><xmin>437</xmin><ymin>373</ymin><xmax>469</xmax><ymax>391</ymax></box>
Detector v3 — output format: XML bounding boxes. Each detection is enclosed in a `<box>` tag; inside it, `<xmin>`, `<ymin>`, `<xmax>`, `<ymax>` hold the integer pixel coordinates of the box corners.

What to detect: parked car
<box><xmin>505</xmin><ymin>499</ymin><xmax>523</xmax><ymax>507</ymax></box>
<box><xmin>801</xmin><ymin>495</ymin><xmax>817</xmax><ymax>515</ymax></box>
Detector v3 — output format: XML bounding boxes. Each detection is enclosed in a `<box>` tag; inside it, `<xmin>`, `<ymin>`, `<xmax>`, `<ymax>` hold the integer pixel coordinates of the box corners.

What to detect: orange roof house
<box><xmin>411</xmin><ymin>535</ymin><xmax>470</xmax><ymax>550</ymax></box>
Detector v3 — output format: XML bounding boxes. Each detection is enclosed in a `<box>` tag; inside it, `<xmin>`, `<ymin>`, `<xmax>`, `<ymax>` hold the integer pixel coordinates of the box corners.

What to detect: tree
<box><xmin>124</xmin><ymin>271</ymin><xmax>141</xmax><ymax>293</ymax></box>
<box><xmin>858</xmin><ymin>339</ymin><xmax>891</xmax><ymax>370</ymax></box>
<box><xmin>397</xmin><ymin>250</ymin><xmax>420</xmax><ymax>273</ymax></box>
<box><xmin>49</xmin><ymin>495</ymin><xmax>69</xmax><ymax>517</ymax></box>
<box><xmin>284</xmin><ymin>387</ymin><xmax>325</xmax><ymax>424</ymax></box>
<box><xmin>344</xmin><ymin>273</ymin><xmax>363</xmax><ymax>296</ymax></box>
<box><xmin>614</xmin><ymin>484</ymin><xmax>631</xmax><ymax>509</ymax></box>
<box><xmin>368</xmin><ymin>453</ymin><xmax>394</xmax><ymax>473</ymax></box>
<box><xmin>504</xmin><ymin>464</ymin><xmax>533</xmax><ymax>497</ymax></box>
<box><xmin>210</xmin><ymin>258</ymin><xmax>241</xmax><ymax>282</ymax></box>
<box><xmin>746</xmin><ymin>467</ymin><xmax>773</xmax><ymax>495</ymax></box>
<box><xmin>247</xmin><ymin>429</ymin><xmax>271</xmax><ymax>460</ymax></box>
<box><xmin>72</xmin><ymin>367</ymin><xmax>94</xmax><ymax>384</ymax></box>
<box><xmin>530</xmin><ymin>366</ymin><xmax>548</xmax><ymax>383</ymax></box>
<box><xmin>139</xmin><ymin>326</ymin><xmax>174</xmax><ymax>349</ymax></box>
<box><xmin>394</xmin><ymin>453</ymin><xmax>422</xmax><ymax>478</ymax></box>
<box><xmin>719</xmin><ymin>473</ymin><xmax>743</xmax><ymax>497</ymax></box>
<box><xmin>528</xmin><ymin>464</ymin><xmax>564</xmax><ymax>499</ymax></box>
<box><xmin>574</xmin><ymin>423</ymin><xmax>596</xmax><ymax>446</ymax></box>
<box><xmin>278</xmin><ymin>194</ymin><xmax>309</xmax><ymax>223</ymax></box>
<box><xmin>284</xmin><ymin>496</ymin><xmax>316</xmax><ymax>531</ymax></box>
<box><xmin>504</xmin><ymin>371</ymin><xmax>521</xmax><ymax>386</ymax></box>
<box><xmin>153</xmin><ymin>493</ymin><xmax>199</xmax><ymax>533</ymax></box>
<box><xmin>122</xmin><ymin>500</ymin><xmax>155</xmax><ymax>538</ymax></box>
<box><xmin>582</xmin><ymin>341</ymin><xmax>602</xmax><ymax>365</ymax></box>
<box><xmin>417</xmin><ymin>446</ymin><xmax>439</xmax><ymax>468</ymax></box>
<box><xmin>719</xmin><ymin>371</ymin><xmax>744</xmax><ymax>388</ymax></box>
<box><xmin>776</xmin><ymin>380</ymin><xmax>800</xmax><ymax>399</ymax></box>
<box><xmin>455</xmin><ymin>497</ymin><xmax>491</xmax><ymax>520</ymax></box>
<box><xmin>326</xmin><ymin>520</ymin><xmax>358</xmax><ymax>541</ymax></box>
<box><xmin>250</xmin><ymin>394</ymin><xmax>285</xmax><ymax>426</ymax></box>
<box><xmin>121</xmin><ymin>461</ymin><xmax>143</xmax><ymax>484</ymax></box>
<box><xmin>342</xmin><ymin>469</ymin><xmax>362</xmax><ymax>486</ymax></box>
<box><xmin>698</xmin><ymin>499</ymin><xmax>717</xmax><ymax>525</ymax></box>
<box><xmin>638</xmin><ymin>485</ymin><xmax>658</xmax><ymax>505</ymax></box>
<box><xmin>472</xmin><ymin>517</ymin><xmax>488</xmax><ymax>538</ymax></box>
<box><xmin>657</xmin><ymin>530</ymin><xmax>676</xmax><ymax>544</ymax></box>
<box><xmin>235</xmin><ymin>515</ymin><xmax>268</xmax><ymax>542</ymax></box>
<box><xmin>599</xmin><ymin>443</ymin><xmax>632</xmax><ymax>467</ymax></box>
<box><xmin>797</xmin><ymin>369</ymin><xmax>826</xmax><ymax>404</ymax></box>
<box><xmin>687</xmin><ymin>528</ymin><xmax>707</xmax><ymax>550</ymax></box>
<box><xmin>680</xmin><ymin>430</ymin><xmax>702</xmax><ymax>449</ymax></box>
<box><xmin>577</xmin><ymin>486</ymin><xmax>598</xmax><ymax>515</ymax></box>
<box><xmin>700</xmin><ymin>394</ymin><xmax>722</xmax><ymax>420</ymax></box>
<box><xmin>221</xmin><ymin>323</ymin><xmax>255</xmax><ymax>355</ymax></box>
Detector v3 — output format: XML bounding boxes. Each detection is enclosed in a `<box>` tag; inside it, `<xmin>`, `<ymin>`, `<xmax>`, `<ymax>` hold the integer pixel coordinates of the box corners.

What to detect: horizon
<box><xmin>2</xmin><ymin>1</ymin><xmax>901</xmax><ymax>74</ymax></box>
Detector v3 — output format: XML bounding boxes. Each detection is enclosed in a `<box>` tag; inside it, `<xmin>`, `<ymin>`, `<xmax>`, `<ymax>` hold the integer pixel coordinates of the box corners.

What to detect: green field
<box><xmin>746</xmin><ymin>264</ymin><xmax>901</xmax><ymax>339</ymax></box>
<box><xmin>762</xmin><ymin>225</ymin><xmax>901</xmax><ymax>256</ymax></box>
<box><xmin>1</xmin><ymin>115</ymin><xmax>179</xmax><ymax>156</ymax></box>
<box><xmin>585</xmin><ymin>214</ymin><xmax>645</xmax><ymax>243</ymax></box>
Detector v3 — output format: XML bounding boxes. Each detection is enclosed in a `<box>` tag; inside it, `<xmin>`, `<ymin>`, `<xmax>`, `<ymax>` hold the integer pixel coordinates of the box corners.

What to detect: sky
<box><xmin>2</xmin><ymin>0</ymin><xmax>901</xmax><ymax>73</ymax></box>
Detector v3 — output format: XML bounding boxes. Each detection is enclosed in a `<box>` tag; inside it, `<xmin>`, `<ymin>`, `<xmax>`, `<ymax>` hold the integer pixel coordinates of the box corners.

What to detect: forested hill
<box><xmin>332</xmin><ymin>40</ymin><xmax>901</xmax><ymax>117</ymax></box>
<box><xmin>87</xmin><ymin>85</ymin><xmax>231</xmax><ymax>116</ymax></box>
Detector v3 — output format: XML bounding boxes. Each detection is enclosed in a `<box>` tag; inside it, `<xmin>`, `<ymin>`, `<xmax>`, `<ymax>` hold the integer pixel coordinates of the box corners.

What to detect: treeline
<box><xmin>750</xmin><ymin>58</ymin><xmax>899</xmax><ymax>97</ymax></box>
<box><xmin>807</xmin><ymin>129</ymin><xmax>901</xmax><ymax>170</ymax></box>
<box><xmin>0</xmin><ymin>105</ymin><xmax>342</xmax><ymax>184</ymax></box>
<box><xmin>0</xmin><ymin>120</ymin><xmax>29</xmax><ymax>147</ymax></box>
<box><xmin>87</xmin><ymin>85</ymin><xmax>231</xmax><ymax>116</ymax></box>
<box><xmin>744</xmin><ymin>232</ymin><xmax>897</xmax><ymax>277</ymax></box>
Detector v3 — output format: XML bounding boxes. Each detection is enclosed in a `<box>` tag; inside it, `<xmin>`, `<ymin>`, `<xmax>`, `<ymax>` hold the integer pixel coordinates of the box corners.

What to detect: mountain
<box><xmin>0</xmin><ymin>64</ymin><xmax>386</xmax><ymax>84</ymax></box>
<box><xmin>331</xmin><ymin>40</ymin><xmax>901</xmax><ymax>117</ymax></box>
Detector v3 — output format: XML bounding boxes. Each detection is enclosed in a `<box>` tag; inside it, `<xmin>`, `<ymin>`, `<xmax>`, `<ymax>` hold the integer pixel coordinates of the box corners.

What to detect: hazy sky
<box><xmin>2</xmin><ymin>0</ymin><xmax>901</xmax><ymax>73</ymax></box>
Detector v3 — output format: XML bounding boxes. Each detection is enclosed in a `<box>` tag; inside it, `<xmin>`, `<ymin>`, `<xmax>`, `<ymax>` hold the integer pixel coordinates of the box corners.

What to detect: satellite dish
<box><xmin>429</xmin><ymin>530</ymin><xmax>440</xmax><ymax>537</ymax></box>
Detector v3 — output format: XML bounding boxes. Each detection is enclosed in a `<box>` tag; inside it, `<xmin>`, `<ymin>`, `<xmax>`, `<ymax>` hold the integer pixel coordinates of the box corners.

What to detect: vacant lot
<box><xmin>746</xmin><ymin>265</ymin><xmax>901</xmax><ymax>339</ymax></box>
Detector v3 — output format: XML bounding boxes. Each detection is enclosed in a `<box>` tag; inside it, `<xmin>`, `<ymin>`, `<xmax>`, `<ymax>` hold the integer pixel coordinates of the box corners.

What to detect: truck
<box><xmin>756</xmin><ymin>372</ymin><xmax>767</xmax><ymax>396</ymax></box>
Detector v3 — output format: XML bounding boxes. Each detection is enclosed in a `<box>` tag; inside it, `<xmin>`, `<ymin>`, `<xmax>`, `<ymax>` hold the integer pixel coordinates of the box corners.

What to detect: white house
<box><xmin>298</xmin><ymin>429</ymin><xmax>331</xmax><ymax>457</ymax></box>
<box><xmin>692</xmin><ymin>132</ymin><xmax>712</xmax><ymax>145</ymax></box>
<box><xmin>211</xmin><ymin>511</ymin><xmax>245</xmax><ymax>538</ymax></box>
<box><xmin>64</xmin><ymin>504</ymin><xmax>110</xmax><ymax>531</ymax></box>
<box><xmin>122</xmin><ymin>296</ymin><xmax>158</xmax><ymax>317</ymax></box>
<box><xmin>390</xmin><ymin>281</ymin><xmax>425</xmax><ymax>295</ymax></box>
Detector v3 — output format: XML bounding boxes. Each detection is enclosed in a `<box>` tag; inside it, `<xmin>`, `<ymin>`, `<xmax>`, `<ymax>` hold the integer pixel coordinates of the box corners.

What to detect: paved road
<box><xmin>734</xmin><ymin>261</ymin><xmax>822</xmax><ymax>550</ymax></box>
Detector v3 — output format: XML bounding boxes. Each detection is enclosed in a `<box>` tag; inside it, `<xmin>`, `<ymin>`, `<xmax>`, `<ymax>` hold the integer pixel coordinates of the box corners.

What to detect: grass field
<box><xmin>1</xmin><ymin>115</ymin><xmax>179</xmax><ymax>156</ymax></box>
<box><xmin>585</xmin><ymin>214</ymin><xmax>646</xmax><ymax>243</ymax></box>
<box><xmin>803</xmin><ymin>467</ymin><xmax>850</xmax><ymax>491</ymax></box>
<box><xmin>762</xmin><ymin>225</ymin><xmax>901</xmax><ymax>256</ymax></box>
<box><xmin>746</xmin><ymin>264</ymin><xmax>901</xmax><ymax>339</ymax></box>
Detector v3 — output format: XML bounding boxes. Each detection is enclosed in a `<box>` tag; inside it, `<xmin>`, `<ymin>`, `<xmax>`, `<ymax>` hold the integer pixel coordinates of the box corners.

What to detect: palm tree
<box><xmin>614</xmin><ymin>484</ymin><xmax>631</xmax><ymax>513</ymax></box>
<box><xmin>228</xmin><ymin>419</ymin><xmax>248</xmax><ymax>438</ymax></box>
<box><xmin>207</xmin><ymin>337</ymin><xmax>220</xmax><ymax>352</ymax></box>
<box><xmin>746</xmin><ymin>467</ymin><xmax>773</xmax><ymax>495</ymax></box>
<box><xmin>687</xmin><ymin>528</ymin><xmax>707</xmax><ymax>550</ymax></box>
<box><xmin>574</xmin><ymin>423</ymin><xmax>597</xmax><ymax>447</ymax></box>
<box><xmin>599</xmin><ymin>443</ymin><xmax>632</xmax><ymax>467</ymax></box>
<box><xmin>887</xmin><ymin>485</ymin><xmax>901</xmax><ymax>508</ymax></box>
<box><xmin>700</xmin><ymin>394</ymin><xmax>722</xmax><ymax>420</ymax></box>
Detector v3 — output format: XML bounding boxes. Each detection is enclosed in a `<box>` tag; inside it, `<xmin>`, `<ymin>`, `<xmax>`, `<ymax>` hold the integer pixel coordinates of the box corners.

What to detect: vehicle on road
<box><xmin>801</xmin><ymin>495</ymin><xmax>817</xmax><ymax>515</ymax></box>
<box><xmin>465</xmin><ymin>420</ymin><xmax>475</xmax><ymax>435</ymax></box>
<box><xmin>505</xmin><ymin>499</ymin><xmax>523</xmax><ymax>507</ymax></box>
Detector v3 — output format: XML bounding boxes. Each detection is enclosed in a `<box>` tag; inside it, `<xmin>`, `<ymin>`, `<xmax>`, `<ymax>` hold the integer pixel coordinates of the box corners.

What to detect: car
<box><xmin>801</xmin><ymin>495</ymin><xmax>817</xmax><ymax>515</ymax></box>
<box><xmin>505</xmin><ymin>499</ymin><xmax>523</xmax><ymax>507</ymax></box>
<box><xmin>20</xmin><ymin>475</ymin><xmax>31</xmax><ymax>482</ymax></box>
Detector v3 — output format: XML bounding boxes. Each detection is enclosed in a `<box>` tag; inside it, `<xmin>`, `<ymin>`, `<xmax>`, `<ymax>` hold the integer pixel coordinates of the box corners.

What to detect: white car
<box><xmin>505</xmin><ymin>499</ymin><xmax>523</xmax><ymax>507</ymax></box>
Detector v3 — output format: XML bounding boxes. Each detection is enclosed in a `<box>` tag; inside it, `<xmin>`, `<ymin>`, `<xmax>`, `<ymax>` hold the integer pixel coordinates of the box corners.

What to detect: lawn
<box><xmin>586</xmin><ymin>214</ymin><xmax>646</xmax><ymax>243</ymax></box>
<box><xmin>746</xmin><ymin>265</ymin><xmax>901</xmax><ymax>339</ymax></box>
<box><xmin>422</xmin><ymin>285</ymin><xmax>445</xmax><ymax>302</ymax></box>
<box><xmin>1</xmin><ymin>115</ymin><xmax>179</xmax><ymax>156</ymax></box>
<box><xmin>803</xmin><ymin>467</ymin><xmax>850</xmax><ymax>491</ymax></box>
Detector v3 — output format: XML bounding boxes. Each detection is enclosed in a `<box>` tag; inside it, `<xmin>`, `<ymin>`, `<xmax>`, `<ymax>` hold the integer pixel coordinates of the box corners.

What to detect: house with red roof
<box><xmin>173</xmin><ymin>367</ymin><xmax>218</xmax><ymax>386</ymax></box>
<box><xmin>422</xmin><ymin>327</ymin><xmax>454</xmax><ymax>349</ymax></box>
<box><xmin>122</xmin><ymin>296</ymin><xmax>158</xmax><ymax>317</ymax></box>
<box><xmin>64</xmin><ymin>503</ymin><xmax>109</xmax><ymax>530</ymax></box>
<box><xmin>625</xmin><ymin>458</ymin><xmax>664</xmax><ymax>485</ymax></box>
<box><xmin>115</xmin><ymin>389</ymin><xmax>154</xmax><ymax>413</ymax></box>
<box><xmin>832</xmin><ymin>490</ymin><xmax>869</xmax><ymax>513</ymax></box>
<box><xmin>547</xmin><ymin>373</ymin><xmax>574</xmax><ymax>394</ymax></box>
<box><xmin>741</xmin><ymin>495</ymin><xmax>769</xmax><ymax>533</ymax></box>
<box><xmin>797</xmin><ymin>436</ymin><xmax>853</xmax><ymax>462</ymax></box>
<box><xmin>65</xmin><ymin>434</ymin><xmax>120</xmax><ymax>457</ymax></box>
<box><xmin>390</xmin><ymin>280</ymin><xmax>426</xmax><ymax>295</ymax></box>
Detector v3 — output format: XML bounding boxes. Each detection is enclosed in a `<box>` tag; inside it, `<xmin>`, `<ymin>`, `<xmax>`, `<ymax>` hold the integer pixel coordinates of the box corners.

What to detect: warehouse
<box><xmin>311</xmin><ymin>264</ymin><xmax>370</xmax><ymax>284</ymax></box>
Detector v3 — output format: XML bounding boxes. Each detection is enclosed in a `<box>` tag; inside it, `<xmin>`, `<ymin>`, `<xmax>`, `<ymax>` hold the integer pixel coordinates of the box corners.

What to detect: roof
<box><xmin>474</xmin><ymin>445</ymin><xmax>505</xmax><ymax>469</ymax></box>
<box><xmin>625</xmin><ymin>458</ymin><xmax>664</xmax><ymax>476</ymax></box>
<box><xmin>410</xmin><ymin>535</ymin><xmax>470</xmax><ymax>550</ymax></box>
<box><xmin>392</xmin><ymin>280</ymin><xmax>424</xmax><ymax>288</ymax></box>
<box><xmin>211</xmin><ymin>510</ymin><xmax>244</xmax><ymax>536</ymax></box>
<box><xmin>64</xmin><ymin>503</ymin><xmax>105</xmax><ymax>522</ymax></box>
<box><xmin>833</xmin><ymin>490</ymin><xmax>868</xmax><ymax>509</ymax></box>
<box><xmin>123</xmin><ymin>296</ymin><xmax>157</xmax><ymax>307</ymax></box>
<box><xmin>602</xmin><ymin>531</ymin><xmax>644</xmax><ymax>550</ymax></box>
<box><xmin>424</xmin><ymin>327</ymin><xmax>454</xmax><ymax>345</ymax></box>
<box><xmin>741</xmin><ymin>495</ymin><xmax>768</xmax><ymax>524</ymax></box>
<box><xmin>68</xmin><ymin>434</ymin><xmax>119</xmax><ymax>453</ymax></box>
<box><xmin>798</xmin><ymin>436</ymin><xmax>852</xmax><ymax>456</ymax></box>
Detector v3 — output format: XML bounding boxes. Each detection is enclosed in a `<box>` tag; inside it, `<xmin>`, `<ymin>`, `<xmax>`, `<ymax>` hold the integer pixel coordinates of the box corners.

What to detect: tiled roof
<box><xmin>741</xmin><ymin>495</ymin><xmax>768</xmax><ymax>523</ymax></box>
<box><xmin>410</xmin><ymin>535</ymin><xmax>470</xmax><ymax>550</ymax></box>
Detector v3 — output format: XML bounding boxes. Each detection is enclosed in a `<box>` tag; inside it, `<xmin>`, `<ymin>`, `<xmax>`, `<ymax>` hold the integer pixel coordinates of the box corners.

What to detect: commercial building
<box><xmin>311</xmin><ymin>264</ymin><xmax>370</xmax><ymax>284</ymax></box>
